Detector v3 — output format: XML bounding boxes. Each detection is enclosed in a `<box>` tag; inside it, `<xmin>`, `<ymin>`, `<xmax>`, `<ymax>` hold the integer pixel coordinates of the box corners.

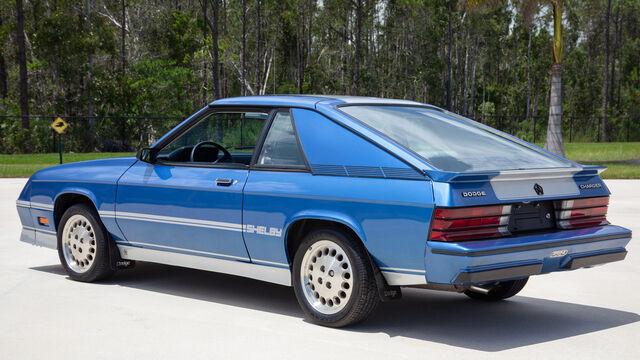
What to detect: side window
<box><xmin>257</xmin><ymin>111</ymin><xmax>306</xmax><ymax>167</ymax></box>
<box><xmin>157</xmin><ymin>112</ymin><xmax>267</xmax><ymax>165</ymax></box>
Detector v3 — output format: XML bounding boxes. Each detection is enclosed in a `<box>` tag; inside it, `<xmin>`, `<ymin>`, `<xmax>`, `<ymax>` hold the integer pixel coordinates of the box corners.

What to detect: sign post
<box><xmin>51</xmin><ymin>117</ymin><xmax>69</xmax><ymax>164</ymax></box>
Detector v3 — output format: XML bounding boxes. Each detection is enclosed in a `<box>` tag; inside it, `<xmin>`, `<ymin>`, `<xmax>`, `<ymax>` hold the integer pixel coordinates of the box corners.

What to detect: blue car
<box><xmin>16</xmin><ymin>95</ymin><xmax>631</xmax><ymax>327</ymax></box>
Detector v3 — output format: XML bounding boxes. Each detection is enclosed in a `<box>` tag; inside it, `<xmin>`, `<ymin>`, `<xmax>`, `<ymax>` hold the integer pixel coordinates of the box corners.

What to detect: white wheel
<box><xmin>300</xmin><ymin>240</ymin><xmax>354</xmax><ymax>315</ymax></box>
<box><xmin>61</xmin><ymin>214</ymin><xmax>97</xmax><ymax>273</ymax></box>
<box><xmin>292</xmin><ymin>228</ymin><xmax>379</xmax><ymax>327</ymax></box>
<box><xmin>57</xmin><ymin>204</ymin><xmax>114</xmax><ymax>282</ymax></box>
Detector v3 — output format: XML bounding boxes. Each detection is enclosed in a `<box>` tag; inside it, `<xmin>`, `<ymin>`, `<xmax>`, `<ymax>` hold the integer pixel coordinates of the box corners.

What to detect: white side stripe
<box><xmin>116</xmin><ymin>211</ymin><xmax>243</xmax><ymax>232</ymax></box>
<box><xmin>23</xmin><ymin>225</ymin><xmax>57</xmax><ymax>235</ymax></box>
<box><xmin>251</xmin><ymin>258</ymin><xmax>289</xmax><ymax>268</ymax></box>
<box><xmin>107</xmin><ymin>211</ymin><xmax>282</xmax><ymax>237</ymax></box>
<box><xmin>379</xmin><ymin>266</ymin><xmax>426</xmax><ymax>274</ymax></box>
<box><xmin>118</xmin><ymin>245</ymin><xmax>291</xmax><ymax>286</ymax></box>
<box><xmin>99</xmin><ymin>210</ymin><xmax>116</xmax><ymax>218</ymax></box>
<box><xmin>30</xmin><ymin>202</ymin><xmax>54</xmax><ymax>211</ymax></box>
<box><xmin>381</xmin><ymin>271</ymin><xmax>427</xmax><ymax>286</ymax></box>
<box><xmin>125</xmin><ymin>241</ymin><xmax>250</xmax><ymax>261</ymax></box>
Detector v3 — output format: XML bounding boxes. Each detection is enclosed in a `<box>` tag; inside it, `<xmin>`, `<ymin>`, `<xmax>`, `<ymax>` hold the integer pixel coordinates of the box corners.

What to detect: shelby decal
<box><xmin>243</xmin><ymin>224</ymin><xmax>283</xmax><ymax>237</ymax></box>
<box><xmin>462</xmin><ymin>191</ymin><xmax>486</xmax><ymax>197</ymax></box>
<box><xmin>579</xmin><ymin>183</ymin><xmax>602</xmax><ymax>189</ymax></box>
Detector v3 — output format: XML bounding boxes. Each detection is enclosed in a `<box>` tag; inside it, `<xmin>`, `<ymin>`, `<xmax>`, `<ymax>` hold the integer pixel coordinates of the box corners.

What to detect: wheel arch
<box><xmin>53</xmin><ymin>190</ymin><xmax>100</xmax><ymax>230</ymax></box>
<box><xmin>283</xmin><ymin>212</ymin><xmax>373</xmax><ymax>268</ymax></box>
<box><xmin>284</xmin><ymin>213</ymin><xmax>400</xmax><ymax>303</ymax></box>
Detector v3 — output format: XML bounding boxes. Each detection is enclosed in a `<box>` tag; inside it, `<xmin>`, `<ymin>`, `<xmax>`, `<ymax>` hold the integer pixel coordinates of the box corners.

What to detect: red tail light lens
<box><xmin>555</xmin><ymin>196</ymin><xmax>610</xmax><ymax>229</ymax></box>
<box><xmin>429</xmin><ymin>205</ymin><xmax>512</xmax><ymax>242</ymax></box>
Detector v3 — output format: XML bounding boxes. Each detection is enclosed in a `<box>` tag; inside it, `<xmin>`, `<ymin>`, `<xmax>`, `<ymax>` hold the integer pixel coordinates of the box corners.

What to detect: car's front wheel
<box><xmin>292</xmin><ymin>228</ymin><xmax>379</xmax><ymax>327</ymax></box>
<box><xmin>57</xmin><ymin>204</ymin><xmax>114</xmax><ymax>282</ymax></box>
<box><xmin>464</xmin><ymin>277</ymin><xmax>529</xmax><ymax>301</ymax></box>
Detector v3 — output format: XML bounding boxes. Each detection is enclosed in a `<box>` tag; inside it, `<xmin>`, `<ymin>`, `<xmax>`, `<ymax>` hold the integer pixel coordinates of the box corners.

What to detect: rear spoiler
<box><xmin>426</xmin><ymin>165</ymin><xmax>607</xmax><ymax>183</ymax></box>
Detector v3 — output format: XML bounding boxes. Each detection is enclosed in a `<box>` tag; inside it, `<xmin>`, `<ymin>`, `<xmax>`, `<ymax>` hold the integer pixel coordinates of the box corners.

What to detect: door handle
<box><xmin>216</xmin><ymin>178</ymin><xmax>233</xmax><ymax>186</ymax></box>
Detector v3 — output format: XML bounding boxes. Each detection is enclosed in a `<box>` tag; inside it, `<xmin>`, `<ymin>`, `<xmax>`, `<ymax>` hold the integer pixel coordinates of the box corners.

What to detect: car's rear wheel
<box><xmin>464</xmin><ymin>277</ymin><xmax>529</xmax><ymax>301</ymax></box>
<box><xmin>292</xmin><ymin>228</ymin><xmax>379</xmax><ymax>327</ymax></box>
<box><xmin>57</xmin><ymin>204</ymin><xmax>114</xmax><ymax>282</ymax></box>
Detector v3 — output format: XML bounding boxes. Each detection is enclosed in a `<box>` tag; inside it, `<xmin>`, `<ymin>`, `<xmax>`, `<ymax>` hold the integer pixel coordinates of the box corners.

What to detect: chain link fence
<box><xmin>0</xmin><ymin>115</ymin><xmax>185</xmax><ymax>154</ymax></box>
<box><xmin>1</xmin><ymin>114</ymin><xmax>638</xmax><ymax>154</ymax></box>
<box><xmin>478</xmin><ymin>115</ymin><xmax>639</xmax><ymax>144</ymax></box>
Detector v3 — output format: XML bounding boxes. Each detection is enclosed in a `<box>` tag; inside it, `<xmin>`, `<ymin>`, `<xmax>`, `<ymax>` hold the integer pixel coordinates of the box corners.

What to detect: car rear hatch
<box><xmin>423</xmin><ymin>166</ymin><xmax>632</xmax><ymax>285</ymax></box>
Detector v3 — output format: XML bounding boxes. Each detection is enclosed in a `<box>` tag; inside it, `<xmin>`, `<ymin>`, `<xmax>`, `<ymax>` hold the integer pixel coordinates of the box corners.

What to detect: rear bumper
<box><xmin>425</xmin><ymin>225</ymin><xmax>631</xmax><ymax>285</ymax></box>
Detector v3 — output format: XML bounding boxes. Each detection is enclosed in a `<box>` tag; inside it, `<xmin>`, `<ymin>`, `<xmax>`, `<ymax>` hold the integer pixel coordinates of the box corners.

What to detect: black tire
<box><xmin>464</xmin><ymin>277</ymin><xmax>529</xmax><ymax>301</ymax></box>
<box><xmin>292</xmin><ymin>228</ymin><xmax>379</xmax><ymax>327</ymax></box>
<box><xmin>57</xmin><ymin>203</ymin><xmax>115</xmax><ymax>282</ymax></box>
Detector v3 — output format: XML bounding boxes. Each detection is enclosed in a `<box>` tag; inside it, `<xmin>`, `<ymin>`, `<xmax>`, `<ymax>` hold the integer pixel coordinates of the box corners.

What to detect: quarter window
<box><xmin>257</xmin><ymin>112</ymin><xmax>306</xmax><ymax>167</ymax></box>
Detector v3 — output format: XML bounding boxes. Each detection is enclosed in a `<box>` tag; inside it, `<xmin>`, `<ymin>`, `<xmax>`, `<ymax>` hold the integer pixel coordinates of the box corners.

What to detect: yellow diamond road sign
<box><xmin>51</xmin><ymin>117</ymin><xmax>68</xmax><ymax>134</ymax></box>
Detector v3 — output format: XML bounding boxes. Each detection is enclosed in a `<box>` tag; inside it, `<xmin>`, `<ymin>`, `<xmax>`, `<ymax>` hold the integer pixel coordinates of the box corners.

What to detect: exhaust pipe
<box><xmin>468</xmin><ymin>285</ymin><xmax>491</xmax><ymax>295</ymax></box>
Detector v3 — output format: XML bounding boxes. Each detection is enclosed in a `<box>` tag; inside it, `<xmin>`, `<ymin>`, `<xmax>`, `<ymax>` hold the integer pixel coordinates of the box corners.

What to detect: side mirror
<box><xmin>136</xmin><ymin>147</ymin><xmax>157</xmax><ymax>163</ymax></box>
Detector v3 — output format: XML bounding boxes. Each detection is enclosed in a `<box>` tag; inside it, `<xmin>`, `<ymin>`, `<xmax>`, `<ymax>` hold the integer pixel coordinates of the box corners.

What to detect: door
<box><xmin>115</xmin><ymin>110</ymin><xmax>268</xmax><ymax>262</ymax></box>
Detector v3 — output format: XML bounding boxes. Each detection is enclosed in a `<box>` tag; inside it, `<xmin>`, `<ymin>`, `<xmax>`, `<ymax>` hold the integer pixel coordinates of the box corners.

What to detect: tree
<box><xmin>0</xmin><ymin>15</ymin><xmax>7</xmax><ymax>100</ymax></box>
<box><xmin>353</xmin><ymin>0</ymin><xmax>363</xmax><ymax>95</ymax></box>
<box><xmin>16</xmin><ymin>0</ymin><xmax>29</xmax><ymax>130</ymax></box>
<box><xmin>544</xmin><ymin>0</ymin><xmax>564</xmax><ymax>156</ymax></box>
<box><xmin>602</xmin><ymin>0</ymin><xmax>611</xmax><ymax>142</ymax></box>
<box><xmin>241</xmin><ymin>0</ymin><xmax>246</xmax><ymax>96</ymax></box>
<box><xmin>256</xmin><ymin>0</ymin><xmax>262</xmax><ymax>95</ymax></box>
<box><xmin>2</xmin><ymin>0</ymin><xmax>640</xmax><ymax>154</ymax></box>
<box><xmin>121</xmin><ymin>0</ymin><xmax>126</xmax><ymax>74</ymax></box>
<box><xmin>208</xmin><ymin>0</ymin><xmax>221</xmax><ymax>99</ymax></box>
<box><xmin>447</xmin><ymin>0</ymin><xmax>454</xmax><ymax>110</ymax></box>
<box><xmin>462</xmin><ymin>0</ymin><xmax>565</xmax><ymax>156</ymax></box>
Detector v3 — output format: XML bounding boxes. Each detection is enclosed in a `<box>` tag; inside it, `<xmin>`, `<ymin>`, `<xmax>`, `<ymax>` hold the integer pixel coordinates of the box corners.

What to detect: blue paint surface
<box><xmin>14</xmin><ymin>95</ymin><xmax>632</xmax><ymax>286</ymax></box>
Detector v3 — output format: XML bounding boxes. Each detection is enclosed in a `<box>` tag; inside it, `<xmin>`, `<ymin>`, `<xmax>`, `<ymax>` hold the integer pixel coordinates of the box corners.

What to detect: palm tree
<box><xmin>461</xmin><ymin>0</ymin><xmax>565</xmax><ymax>156</ymax></box>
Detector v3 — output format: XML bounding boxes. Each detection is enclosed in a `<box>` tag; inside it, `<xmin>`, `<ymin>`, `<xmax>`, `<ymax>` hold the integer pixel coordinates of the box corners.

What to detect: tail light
<box><xmin>555</xmin><ymin>196</ymin><xmax>610</xmax><ymax>229</ymax></box>
<box><xmin>429</xmin><ymin>204</ymin><xmax>512</xmax><ymax>242</ymax></box>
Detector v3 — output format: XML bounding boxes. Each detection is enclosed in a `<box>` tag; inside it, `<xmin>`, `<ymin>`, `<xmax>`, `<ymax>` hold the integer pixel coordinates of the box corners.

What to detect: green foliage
<box><xmin>0</xmin><ymin>0</ymin><xmax>638</xmax><ymax>154</ymax></box>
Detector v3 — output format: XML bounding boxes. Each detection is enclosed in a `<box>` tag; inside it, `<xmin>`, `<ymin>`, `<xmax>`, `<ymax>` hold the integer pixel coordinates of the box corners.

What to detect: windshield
<box><xmin>339</xmin><ymin>106</ymin><xmax>572</xmax><ymax>172</ymax></box>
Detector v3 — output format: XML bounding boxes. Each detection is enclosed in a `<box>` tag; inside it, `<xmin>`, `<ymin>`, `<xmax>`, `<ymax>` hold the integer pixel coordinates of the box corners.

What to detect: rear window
<box><xmin>339</xmin><ymin>106</ymin><xmax>572</xmax><ymax>172</ymax></box>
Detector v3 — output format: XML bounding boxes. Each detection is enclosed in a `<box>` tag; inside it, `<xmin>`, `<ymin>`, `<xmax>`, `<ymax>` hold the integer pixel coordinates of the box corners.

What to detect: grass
<box><xmin>0</xmin><ymin>152</ymin><xmax>135</xmax><ymax>178</ymax></box>
<box><xmin>563</xmin><ymin>142</ymin><xmax>640</xmax><ymax>179</ymax></box>
<box><xmin>0</xmin><ymin>142</ymin><xmax>638</xmax><ymax>178</ymax></box>
<box><xmin>564</xmin><ymin>142</ymin><xmax>640</xmax><ymax>162</ymax></box>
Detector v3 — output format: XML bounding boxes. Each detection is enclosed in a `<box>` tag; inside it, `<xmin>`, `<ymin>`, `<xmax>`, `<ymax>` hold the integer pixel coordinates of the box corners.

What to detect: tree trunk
<box><xmin>209</xmin><ymin>0</ymin><xmax>220</xmax><ymax>99</ymax></box>
<box><xmin>525</xmin><ymin>29</ymin><xmax>532</xmax><ymax>124</ymax></box>
<box><xmin>296</xmin><ymin>17</ymin><xmax>302</xmax><ymax>93</ymax></box>
<box><xmin>121</xmin><ymin>0</ymin><xmax>126</xmax><ymax>74</ymax></box>
<box><xmin>256</xmin><ymin>0</ymin><xmax>261</xmax><ymax>95</ymax></box>
<box><xmin>221</xmin><ymin>0</ymin><xmax>227</xmax><ymax>97</ymax></box>
<box><xmin>86</xmin><ymin>0</ymin><xmax>95</xmax><ymax>150</ymax></box>
<box><xmin>544</xmin><ymin>1</ymin><xmax>564</xmax><ymax>156</ymax></box>
<box><xmin>202</xmin><ymin>0</ymin><xmax>208</xmax><ymax>104</ymax></box>
<box><xmin>462</xmin><ymin>31</ymin><xmax>469</xmax><ymax>116</ymax></box>
<box><xmin>241</xmin><ymin>0</ymin><xmax>246</xmax><ymax>96</ymax></box>
<box><xmin>308</xmin><ymin>0</ymin><xmax>314</xmax><ymax>91</ymax></box>
<box><xmin>610</xmin><ymin>1</ymin><xmax>620</xmax><ymax>110</ymax></box>
<box><xmin>353</xmin><ymin>0</ymin><xmax>362</xmax><ymax>96</ymax></box>
<box><xmin>446</xmin><ymin>0</ymin><xmax>453</xmax><ymax>110</ymax></box>
<box><xmin>602</xmin><ymin>0</ymin><xmax>611</xmax><ymax>142</ymax></box>
<box><xmin>0</xmin><ymin>15</ymin><xmax>8</xmax><ymax>100</ymax></box>
<box><xmin>16</xmin><ymin>0</ymin><xmax>29</xmax><ymax>129</ymax></box>
<box><xmin>481</xmin><ymin>70</ymin><xmax>486</xmax><ymax>123</ymax></box>
<box><xmin>532</xmin><ymin>86</ymin><xmax>540</xmax><ymax>143</ymax></box>
<box><xmin>545</xmin><ymin>63</ymin><xmax>564</xmax><ymax>156</ymax></box>
<box><xmin>468</xmin><ymin>37</ymin><xmax>478</xmax><ymax>118</ymax></box>
<box><xmin>440</xmin><ymin>38</ymin><xmax>446</xmax><ymax>105</ymax></box>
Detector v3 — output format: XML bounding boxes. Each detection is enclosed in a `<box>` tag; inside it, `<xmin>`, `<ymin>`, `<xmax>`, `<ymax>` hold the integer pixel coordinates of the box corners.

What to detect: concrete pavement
<box><xmin>1</xmin><ymin>178</ymin><xmax>638</xmax><ymax>359</ymax></box>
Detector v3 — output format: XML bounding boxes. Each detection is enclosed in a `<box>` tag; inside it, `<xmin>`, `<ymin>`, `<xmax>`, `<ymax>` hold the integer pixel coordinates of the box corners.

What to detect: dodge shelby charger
<box><xmin>16</xmin><ymin>95</ymin><xmax>631</xmax><ymax>327</ymax></box>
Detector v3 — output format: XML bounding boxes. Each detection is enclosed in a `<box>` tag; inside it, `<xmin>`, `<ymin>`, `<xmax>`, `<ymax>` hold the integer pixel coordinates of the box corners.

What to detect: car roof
<box><xmin>209</xmin><ymin>95</ymin><xmax>424</xmax><ymax>107</ymax></box>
